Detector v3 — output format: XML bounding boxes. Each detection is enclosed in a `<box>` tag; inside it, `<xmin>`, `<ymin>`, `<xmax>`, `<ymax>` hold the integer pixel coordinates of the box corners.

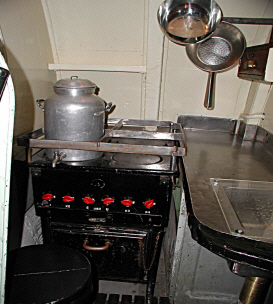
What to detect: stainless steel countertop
<box><xmin>178</xmin><ymin>116</ymin><xmax>273</xmax><ymax>244</ymax></box>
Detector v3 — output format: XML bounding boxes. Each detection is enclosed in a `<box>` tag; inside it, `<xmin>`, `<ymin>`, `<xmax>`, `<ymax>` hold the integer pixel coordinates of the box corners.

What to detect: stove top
<box><xmin>30</xmin><ymin>140</ymin><xmax>175</xmax><ymax>173</ymax></box>
<box><xmin>18</xmin><ymin>119</ymin><xmax>186</xmax><ymax>174</ymax></box>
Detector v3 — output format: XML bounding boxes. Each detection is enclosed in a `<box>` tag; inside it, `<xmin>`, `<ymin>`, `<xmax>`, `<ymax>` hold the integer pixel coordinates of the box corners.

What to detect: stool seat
<box><xmin>5</xmin><ymin>244</ymin><xmax>96</xmax><ymax>304</ymax></box>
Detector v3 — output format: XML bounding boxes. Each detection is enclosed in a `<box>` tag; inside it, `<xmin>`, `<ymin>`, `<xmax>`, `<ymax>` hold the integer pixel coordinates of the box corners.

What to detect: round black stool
<box><xmin>5</xmin><ymin>244</ymin><xmax>98</xmax><ymax>304</ymax></box>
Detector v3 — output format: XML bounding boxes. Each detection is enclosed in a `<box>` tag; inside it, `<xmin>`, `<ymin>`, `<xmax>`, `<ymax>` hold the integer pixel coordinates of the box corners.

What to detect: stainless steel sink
<box><xmin>211</xmin><ymin>178</ymin><xmax>273</xmax><ymax>241</ymax></box>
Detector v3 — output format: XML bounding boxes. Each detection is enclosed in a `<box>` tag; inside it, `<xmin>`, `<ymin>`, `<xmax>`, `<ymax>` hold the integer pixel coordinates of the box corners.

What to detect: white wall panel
<box><xmin>0</xmin><ymin>0</ymin><xmax>56</xmax><ymax>138</ymax></box>
<box><xmin>44</xmin><ymin>0</ymin><xmax>146</xmax><ymax>66</ymax></box>
<box><xmin>143</xmin><ymin>0</ymin><xmax>165</xmax><ymax>120</ymax></box>
<box><xmin>44</xmin><ymin>0</ymin><xmax>164</xmax><ymax>121</ymax></box>
<box><xmin>58</xmin><ymin>71</ymin><xmax>144</xmax><ymax>119</ymax></box>
<box><xmin>261</xmin><ymin>85</ymin><xmax>273</xmax><ymax>133</ymax></box>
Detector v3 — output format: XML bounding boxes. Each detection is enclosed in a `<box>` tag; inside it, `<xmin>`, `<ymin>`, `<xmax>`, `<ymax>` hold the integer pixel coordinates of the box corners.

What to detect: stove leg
<box><xmin>145</xmin><ymin>232</ymin><xmax>164</xmax><ymax>304</ymax></box>
<box><xmin>146</xmin><ymin>274</ymin><xmax>156</xmax><ymax>302</ymax></box>
<box><xmin>239</xmin><ymin>276</ymin><xmax>272</xmax><ymax>304</ymax></box>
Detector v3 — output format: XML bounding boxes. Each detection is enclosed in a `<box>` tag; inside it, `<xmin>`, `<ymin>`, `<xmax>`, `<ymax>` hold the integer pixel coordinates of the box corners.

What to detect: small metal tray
<box><xmin>211</xmin><ymin>178</ymin><xmax>273</xmax><ymax>240</ymax></box>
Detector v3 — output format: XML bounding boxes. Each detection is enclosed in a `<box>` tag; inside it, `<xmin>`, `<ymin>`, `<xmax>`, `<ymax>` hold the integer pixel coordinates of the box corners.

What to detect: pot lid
<box><xmin>54</xmin><ymin>76</ymin><xmax>96</xmax><ymax>89</ymax></box>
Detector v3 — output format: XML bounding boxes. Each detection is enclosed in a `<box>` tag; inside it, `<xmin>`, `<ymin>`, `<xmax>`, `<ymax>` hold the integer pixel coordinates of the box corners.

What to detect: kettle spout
<box><xmin>52</xmin><ymin>151</ymin><xmax>66</xmax><ymax>168</ymax></box>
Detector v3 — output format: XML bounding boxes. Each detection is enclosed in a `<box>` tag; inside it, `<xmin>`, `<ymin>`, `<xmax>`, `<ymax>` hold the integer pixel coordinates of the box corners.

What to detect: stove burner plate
<box><xmin>112</xmin><ymin>153</ymin><xmax>162</xmax><ymax>165</ymax></box>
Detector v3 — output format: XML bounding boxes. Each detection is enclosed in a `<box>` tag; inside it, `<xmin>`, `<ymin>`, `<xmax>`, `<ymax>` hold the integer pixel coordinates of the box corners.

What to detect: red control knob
<box><xmin>83</xmin><ymin>197</ymin><xmax>95</xmax><ymax>204</ymax></box>
<box><xmin>63</xmin><ymin>195</ymin><xmax>75</xmax><ymax>203</ymax></box>
<box><xmin>144</xmin><ymin>199</ymin><xmax>154</xmax><ymax>209</ymax></box>
<box><xmin>42</xmin><ymin>193</ymin><xmax>53</xmax><ymax>201</ymax></box>
<box><xmin>103</xmin><ymin>198</ymin><xmax>115</xmax><ymax>205</ymax></box>
<box><xmin>121</xmin><ymin>199</ymin><xmax>133</xmax><ymax>207</ymax></box>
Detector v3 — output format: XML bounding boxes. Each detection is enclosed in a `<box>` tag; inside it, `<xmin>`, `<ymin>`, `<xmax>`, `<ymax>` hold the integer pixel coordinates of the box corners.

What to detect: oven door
<box><xmin>49</xmin><ymin>223</ymin><xmax>153</xmax><ymax>282</ymax></box>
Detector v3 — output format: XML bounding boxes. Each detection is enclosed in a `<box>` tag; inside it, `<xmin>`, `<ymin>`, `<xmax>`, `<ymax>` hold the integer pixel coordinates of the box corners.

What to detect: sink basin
<box><xmin>211</xmin><ymin>178</ymin><xmax>273</xmax><ymax>241</ymax></box>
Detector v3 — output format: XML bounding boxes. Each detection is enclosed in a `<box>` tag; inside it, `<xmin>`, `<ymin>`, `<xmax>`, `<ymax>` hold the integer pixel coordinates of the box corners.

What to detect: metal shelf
<box><xmin>48</xmin><ymin>64</ymin><xmax>146</xmax><ymax>74</ymax></box>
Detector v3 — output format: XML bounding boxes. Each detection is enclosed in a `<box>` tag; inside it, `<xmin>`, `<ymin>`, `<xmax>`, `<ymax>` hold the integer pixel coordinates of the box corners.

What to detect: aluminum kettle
<box><xmin>36</xmin><ymin>76</ymin><xmax>112</xmax><ymax>162</ymax></box>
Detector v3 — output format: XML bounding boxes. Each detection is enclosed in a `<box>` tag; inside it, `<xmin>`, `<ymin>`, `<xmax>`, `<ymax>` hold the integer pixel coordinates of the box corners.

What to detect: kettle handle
<box><xmin>36</xmin><ymin>99</ymin><xmax>45</xmax><ymax>111</ymax></box>
<box><xmin>94</xmin><ymin>102</ymin><xmax>113</xmax><ymax>116</ymax></box>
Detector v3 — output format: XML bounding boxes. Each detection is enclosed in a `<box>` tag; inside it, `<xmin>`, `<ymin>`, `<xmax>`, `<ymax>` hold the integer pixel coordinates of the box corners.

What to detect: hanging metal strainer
<box><xmin>198</xmin><ymin>37</ymin><xmax>231</xmax><ymax>65</ymax></box>
<box><xmin>186</xmin><ymin>22</ymin><xmax>245</xmax><ymax>110</ymax></box>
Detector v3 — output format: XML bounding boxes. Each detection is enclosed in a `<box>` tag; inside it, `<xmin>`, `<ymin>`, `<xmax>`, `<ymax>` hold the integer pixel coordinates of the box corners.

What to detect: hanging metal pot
<box><xmin>36</xmin><ymin>76</ymin><xmax>112</xmax><ymax>162</ymax></box>
<box><xmin>157</xmin><ymin>0</ymin><xmax>222</xmax><ymax>45</ymax></box>
<box><xmin>186</xmin><ymin>22</ymin><xmax>246</xmax><ymax>109</ymax></box>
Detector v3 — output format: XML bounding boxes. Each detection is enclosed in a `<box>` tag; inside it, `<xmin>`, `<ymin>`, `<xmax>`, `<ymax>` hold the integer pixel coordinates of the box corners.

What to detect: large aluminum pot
<box><xmin>37</xmin><ymin>76</ymin><xmax>111</xmax><ymax>162</ymax></box>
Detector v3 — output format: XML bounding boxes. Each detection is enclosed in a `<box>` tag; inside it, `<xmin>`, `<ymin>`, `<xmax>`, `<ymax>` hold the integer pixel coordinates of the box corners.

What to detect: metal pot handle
<box><xmin>94</xmin><ymin>102</ymin><xmax>113</xmax><ymax>116</ymax></box>
<box><xmin>36</xmin><ymin>99</ymin><xmax>45</xmax><ymax>111</ymax></box>
<box><xmin>204</xmin><ymin>72</ymin><xmax>216</xmax><ymax>110</ymax></box>
<box><xmin>83</xmin><ymin>239</ymin><xmax>110</xmax><ymax>251</ymax></box>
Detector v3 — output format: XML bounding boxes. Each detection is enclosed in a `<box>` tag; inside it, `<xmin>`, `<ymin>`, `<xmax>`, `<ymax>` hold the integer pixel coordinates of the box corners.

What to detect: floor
<box><xmin>93</xmin><ymin>294</ymin><xmax>170</xmax><ymax>304</ymax></box>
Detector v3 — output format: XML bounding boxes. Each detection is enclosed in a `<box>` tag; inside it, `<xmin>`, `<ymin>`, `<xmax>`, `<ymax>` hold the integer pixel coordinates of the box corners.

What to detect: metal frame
<box><xmin>19</xmin><ymin>119</ymin><xmax>187</xmax><ymax>163</ymax></box>
<box><xmin>223</xmin><ymin>17</ymin><xmax>273</xmax><ymax>25</ymax></box>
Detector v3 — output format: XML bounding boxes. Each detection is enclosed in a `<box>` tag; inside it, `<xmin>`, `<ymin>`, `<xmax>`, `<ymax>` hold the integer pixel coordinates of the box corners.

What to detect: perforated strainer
<box><xmin>186</xmin><ymin>22</ymin><xmax>245</xmax><ymax>110</ymax></box>
<box><xmin>198</xmin><ymin>37</ymin><xmax>231</xmax><ymax>65</ymax></box>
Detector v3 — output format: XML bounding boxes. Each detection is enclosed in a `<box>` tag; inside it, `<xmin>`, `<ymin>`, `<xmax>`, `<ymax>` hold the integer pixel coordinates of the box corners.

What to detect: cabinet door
<box><xmin>49</xmin><ymin>224</ymin><xmax>151</xmax><ymax>282</ymax></box>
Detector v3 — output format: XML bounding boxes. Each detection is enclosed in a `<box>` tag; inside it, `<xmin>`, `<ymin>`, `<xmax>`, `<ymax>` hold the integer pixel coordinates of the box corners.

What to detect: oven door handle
<box><xmin>83</xmin><ymin>239</ymin><xmax>110</xmax><ymax>251</ymax></box>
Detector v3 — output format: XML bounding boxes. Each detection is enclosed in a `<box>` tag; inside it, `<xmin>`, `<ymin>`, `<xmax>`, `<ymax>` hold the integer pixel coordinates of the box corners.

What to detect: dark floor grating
<box><xmin>94</xmin><ymin>293</ymin><xmax>171</xmax><ymax>304</ymax></box>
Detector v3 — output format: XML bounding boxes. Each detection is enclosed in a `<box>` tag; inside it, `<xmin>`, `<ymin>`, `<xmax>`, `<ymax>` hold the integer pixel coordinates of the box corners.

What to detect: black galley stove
<box><xmin>18</xmin><ymin>77</ymin><xmax>186</xmax><ymax>303</ymax></box>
